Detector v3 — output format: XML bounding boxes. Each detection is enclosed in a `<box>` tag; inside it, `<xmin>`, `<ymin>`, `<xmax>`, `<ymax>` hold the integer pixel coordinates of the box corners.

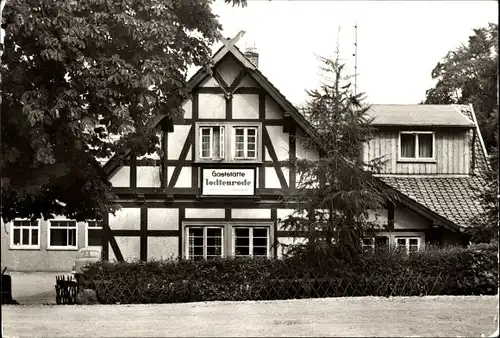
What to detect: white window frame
<box><xmin>10</xmin><ymin>219</ymin><xmax>41</xmax><ymax>250</ymax></box>
<box><xmin>183</xmin><ymin>222</ymin><xmax>272</xmax><ymax>259</ymax></box>
<box><xmin>195</xmin><ymin>122</ymin><xmax>262</xmax><ymax>163</ymax></box>
<box><xmin>48</xmin><ymin>220</ymin><xmax>78</xmax><ymax>250</ymax></box>
<box><xmin>361</xmin><ymin>237</ymin><xmax>375</xmax><ymax>251</ymax></box>
<box><xmin>185</xmin><ymin>226</ymin><xmax>224</xmax><ymax>260</ymax></box>
<box><xmin>199</xmin><ymin>126</ymin><xmax>225</xmax><ymax>160</ymax></box>
<box><xmin>398</xmin><ymin>131</ymin><xmax>435</xmax><ymax>161</ymax></box>
<box><xmin>232</xmin><ymin>226</ymin><xmax>270</xmax><ymax>258</ymax></box>
<box><xmin>395</xmin><ymin>236</ymin><xmax>421</xmax><ymax>254</ymax></box>
<box><xmin>85</xmin><ymin>220</ymin><xmax>103</xmax><ymax>247</ymax></box>
<box><xmin>233</xmin><ymin>127</ymin><xmax>258</xmax><ymax>160</ymax></box>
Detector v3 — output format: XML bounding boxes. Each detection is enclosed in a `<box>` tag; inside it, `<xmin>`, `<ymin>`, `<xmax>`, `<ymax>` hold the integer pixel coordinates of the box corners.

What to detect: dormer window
<box><xmin>399</xmin><ymin>132</ymin><xmax>435</xmax><ymax>161</ymax></box>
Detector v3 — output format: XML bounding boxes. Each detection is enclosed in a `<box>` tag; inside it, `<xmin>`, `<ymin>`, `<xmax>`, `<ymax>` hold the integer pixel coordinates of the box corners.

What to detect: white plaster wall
<box><xmin>136</xmin><ymin>166</ymin><xmax>161</xmax><ymax>188</ymax></box>
<box><xmin>232</xmin><ymin>94</ymin><xmax>259</xmax><ymax>119</ymax></box>
<box><xmin>217</xmin><ymin>57</ymin><xmax>240</xmax><ymax>86</ymax></box>
<box><xmin>182</xmin><ymin>99</ymin><xmax>192</xmax><ymax>119</ymax></box>
<box><xmin>148</xmin><ymin>208</ymin><xmax>179</xmax><ymax>231</ymax></box>
<box><xmin>265</xmin><ymin>167</ymin><xmax>281</xmax><ymax>189</ymax></box>
<box><xmin>199</xmin><ymin>76</ymin><xmax>219</xmax><ymax>87</ymax></box>
<box><xmin>232</xmin><ymin>208</ymin><xmax>271</xmax><ymax>219</ymax></box>
<box><xmin>175</xmin><ymin>167</ymin><xmax>192</xmax><ymax>188</ymax></box>
<box><xmin>167</xmin><ymin>125</ymin><xmax>190</xmax><ymax>160</ymax></box>
<box><xmin>239</xmin><ymin>75</ymin><xmax>258</xmax><ymax>87</ymax></box>
<box><xmin>277</xmin><ymin>209</ymin><xmax>296</xmax><ymax>230</ymax></box>
<box><xmin>296</xmin><ymin>128</ymin><xmax>320</xmax><ymax>161</ymax></box>
<box><xmin>264</xmin><ymin>148</ymin><xmax>271</xmax><ymax>162</ymax></box>
<box><xmin>109</xmin><ymin>208</ymin><xmax>140</xmax><ymax>230</ymax></box>
<box><xmin>108</xmin><ymin>237</ymin><xmax>140</xmax><ymax>262</ymax></box>
<box><xmin>167</xmin><ymin>166</ymin><xmax>175</xmax><ymax>186</ymax></box>
<box><xmin>395</xmin><ymin>206</ymin><xmax>431</xmax><ymax>230</ymax></box>
<box><xmin>185</xmin><ymin>208</ymin><xmax>225</xmax><ymax>219</ymax></box>
<box><xmin>148</xmin><ymin>237</ymin><xmax>178</xmax><ymax>260</ymax></box>
<box><xmin>198</xmin><ymin>94</ymin><xmax>226</xmax><ymax>119</ymax></box>
<box><xmin>109</xmin><ymin>166</ymin><xmax>130</xmax><ymax>187</ymax></box>
<box><xmin>265</xmin><ymin>95</ymin><xmax>282</xmax><ymax>119</ymax></box>
<box><xmin>266</xmin><ymin>126</ymin><xmax>289</xmax><ymax>161</ymax></box>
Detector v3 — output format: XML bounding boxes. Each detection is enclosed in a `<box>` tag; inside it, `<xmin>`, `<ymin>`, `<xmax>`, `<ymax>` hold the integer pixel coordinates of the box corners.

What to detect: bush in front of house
<box><xmin>77</xmin><ymin>243</ymin><xmax>498</xmax><ymax>304</ymax></box>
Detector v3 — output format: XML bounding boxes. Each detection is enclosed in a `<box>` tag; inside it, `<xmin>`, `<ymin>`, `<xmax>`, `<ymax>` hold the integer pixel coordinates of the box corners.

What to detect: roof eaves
<box><xmin>379</xmin><ymin>179</ymin><xmax>461</xmax><ymax>231</ymax></box>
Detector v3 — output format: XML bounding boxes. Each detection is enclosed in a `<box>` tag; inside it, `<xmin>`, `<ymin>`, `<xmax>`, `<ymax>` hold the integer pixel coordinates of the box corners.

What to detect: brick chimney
<box><xmin>244</xmin><ymin>46</ymin><xmax>259</xmax><ymax>68</ymax></box>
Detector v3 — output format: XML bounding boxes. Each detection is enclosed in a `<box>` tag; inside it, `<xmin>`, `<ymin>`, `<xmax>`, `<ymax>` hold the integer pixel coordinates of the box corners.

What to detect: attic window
<box><xmin>195</xmin><ymin>122</ymin><xmax>262</xmax><ymax>163</ymax></box>
<box><xmin>399</xmin><ymin>132</ymin><xmax>434</xmax><ymax>161</ymax></box>
<box><xmin>200</xmin><ymin>126</ymin><xmax>225</xmax><ymax>160</ymax></box>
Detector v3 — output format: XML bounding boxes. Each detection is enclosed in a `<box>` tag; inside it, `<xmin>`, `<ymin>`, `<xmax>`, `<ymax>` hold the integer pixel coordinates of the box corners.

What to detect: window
<box><xmin>187</xmin><ymin>227</ymin><xmax>223</xmax><ymax>260</ymax></box>
<box><xmin>233</xmin><ymin>227</ymin><xmax>269</xmax><ymax>257</ymax></box>
<box><xmin>395</xmin><ymin>237</ymin><xmax>420</xmax><ymax>254</ymax></box>
<box><xmin>399</xmin><ymin>132</ymin><xmax>434</xmax><ymax>160</ymax></box>
<box><xmin>233</xmin><ymin>127</ymin><xmax>257</xmax><ymax>159</ymax></box>
<box><xmin>49</xmin><ymin>220</ymin><xmax>77</xmax><ymax>249</ymax></box>
<box><xmin>11</xmin><ymin>220</ymin><xmax>40</xmax><ymax>249</ymax></box>
<box><xmin>362</xmin><ymin>236</ymin><xmax>389</xmax><ymax>252</ymax></box>
<box><xmin>86</xmin><ymin>221</ymin><xmax>103</xmax><ymax>247</ymax></box>
<box><xmin>195</xmin><ymin>123</ymin><xmax>261</xmax><ymax>162</ymax></box>
<box><xmin>199</xmin><ymin>126</ymin><xmax>224</xmax><ymax>159</ymax></box>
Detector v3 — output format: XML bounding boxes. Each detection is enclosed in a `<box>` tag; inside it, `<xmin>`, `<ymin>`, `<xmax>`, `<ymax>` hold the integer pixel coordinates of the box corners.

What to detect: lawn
<box><xmin>2</xmin><ymin>295</ymin><xmax>498</xmax><ymax>337</ymax></box>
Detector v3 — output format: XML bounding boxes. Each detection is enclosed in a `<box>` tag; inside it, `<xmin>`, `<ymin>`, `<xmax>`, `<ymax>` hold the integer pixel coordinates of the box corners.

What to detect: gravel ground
<box><xmin>2</xmin><ymin>295</ymin><xmax>498</xmax><ymax>337</ymax></box>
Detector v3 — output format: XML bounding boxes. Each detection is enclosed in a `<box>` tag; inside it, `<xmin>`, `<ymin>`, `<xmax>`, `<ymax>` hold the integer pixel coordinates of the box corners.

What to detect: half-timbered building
<box><xmin>1</xmin><ymin>33</ymin><xmax>491</xmax><ymax>271</ymax></box>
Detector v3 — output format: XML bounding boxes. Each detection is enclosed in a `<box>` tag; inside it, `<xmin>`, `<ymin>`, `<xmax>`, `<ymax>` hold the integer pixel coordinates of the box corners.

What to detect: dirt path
<box><xmin>2</xmin><ymin>296</ymin><xmax>498</xmax><ymax>337</ymax></box>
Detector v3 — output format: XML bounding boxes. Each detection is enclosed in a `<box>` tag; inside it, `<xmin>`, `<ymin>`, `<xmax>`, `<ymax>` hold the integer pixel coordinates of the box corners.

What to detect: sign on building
<box><xmin>201</xmin><ymin>168</ymin><xmax>256</xmax><ymax>196</ymax></box>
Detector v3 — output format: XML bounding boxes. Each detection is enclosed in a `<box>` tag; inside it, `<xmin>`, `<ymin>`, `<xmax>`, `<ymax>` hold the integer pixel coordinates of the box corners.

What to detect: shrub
<box><xmin>77</xmin><ymin>244</ymin><xmax>498</xmax><ymax>304</ymax></box>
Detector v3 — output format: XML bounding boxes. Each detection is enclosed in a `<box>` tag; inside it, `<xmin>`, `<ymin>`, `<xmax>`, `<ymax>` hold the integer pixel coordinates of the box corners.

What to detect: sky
<box><xmin>188</xmin><ymin>0</ymin><xmax>498</xmax><ymax>107</ymax></box>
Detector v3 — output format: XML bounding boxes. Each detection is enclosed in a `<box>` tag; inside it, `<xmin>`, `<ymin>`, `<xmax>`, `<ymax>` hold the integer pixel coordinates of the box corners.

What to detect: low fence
<box><xmin>55</xmin><ymin>275</ymin><xmax>77</xmax><ymax>305</ymax></box>
<box><xmin>76</xmin><ymin>271</ymin><xmax>451</xmax><ymax>304</ymax></box>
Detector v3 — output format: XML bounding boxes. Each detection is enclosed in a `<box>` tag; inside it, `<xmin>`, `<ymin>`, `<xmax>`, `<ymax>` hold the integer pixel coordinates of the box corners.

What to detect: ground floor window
<box><xmin>86</xmin><ymin>220</ymin><xmax>103</xmax><ymax>247</ymax></box>
<box><xmin>233</xmin><ymin>227</ymin><xmax>269</xmax><ymax>257</ymax></box>
<box><xmin>362</xmin><ymin>236</ymin><xmax>389</xmax><ymax>251</ymax></box>
<box><xmin>11</xmin><ymin>220</ymin><xmax>40</xmax><ymax>249</ymax></box>
<box><xmin>49</xmin><ymin>220</ymin><xmax>77</xmax><ymax>249</ymax></box>
<box><xmin>395</xmin><ymin>237</ymin><xmax>420</xmax><ymax>253</ymax></box>
<box><xmin>187</xmin><ymin>227</ymin><xmax>223</xmax><ymax>260</ymax></box>
<box><xmin>184</xmin><ymin>223</ymin><xmax>271</xmax><ymax>260</ymax></box>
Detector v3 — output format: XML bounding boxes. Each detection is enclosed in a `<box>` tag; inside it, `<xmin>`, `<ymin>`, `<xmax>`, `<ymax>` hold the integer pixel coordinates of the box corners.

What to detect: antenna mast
<box><xmin>353</xmin><ymin>23</ymin><xmax>358</xmax><ymax>96</ymax></box>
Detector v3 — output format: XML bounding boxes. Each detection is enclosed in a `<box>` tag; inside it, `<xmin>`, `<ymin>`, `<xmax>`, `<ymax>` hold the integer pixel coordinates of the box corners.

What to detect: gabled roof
<box><xmin>104</xmin><ymin>35</ymin><xmax>319</xmax><ymax>175</ymax></box>
<box><xmin>187</xmin><ymin>42</ymin><xmax>319</xmax><ymax>139</ymax></box>
<box><xmin>379</xmin><ymin>175</ymin><xmax>486</xmax><ymax>229</ymax></box>
<box><xmin>367</xmin><ymin>104</ymin><xmax>475</xmax><ymax>127</ymax></box>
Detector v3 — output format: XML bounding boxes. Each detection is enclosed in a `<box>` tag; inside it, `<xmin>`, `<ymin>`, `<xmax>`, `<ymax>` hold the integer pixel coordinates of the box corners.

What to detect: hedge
<box><xmin>77</xmin><ymin>243</ymin><xmax>498</xmax><ymax>304</ymax></box>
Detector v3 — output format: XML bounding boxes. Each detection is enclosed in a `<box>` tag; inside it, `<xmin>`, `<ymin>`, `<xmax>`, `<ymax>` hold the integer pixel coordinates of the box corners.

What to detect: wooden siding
<box><xmin>364</xmin><ymin>130</ymin><xmax>471</xmax><ymax>175</ymax></box>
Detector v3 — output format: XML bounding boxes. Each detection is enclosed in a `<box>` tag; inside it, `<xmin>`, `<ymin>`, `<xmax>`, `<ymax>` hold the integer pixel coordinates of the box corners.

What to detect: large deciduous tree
<box><xmin>0</xmin><ymin>0</ymin><xmax>245</xmax><ymax>223</ymax></box>
<box><xmin>424</xmin><ymin>22</ymin><xmax>498</xmax><ymax>152</ymax></box>
<box><xmin>281</xmin><ymin>55</ymin><xmax>396</xmax><ymax>263</ymax></box>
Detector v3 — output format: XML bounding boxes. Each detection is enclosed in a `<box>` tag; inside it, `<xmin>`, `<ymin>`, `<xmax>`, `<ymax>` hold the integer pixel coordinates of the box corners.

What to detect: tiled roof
<box><xmin>375</xmin><ymin>104</ymin><xmax>490</xmax><ymax>229</ymax></box>
<box><xmin>367</xmin><ymin>104</ymin><xmax>474</xmax><ymax>127</ymax></box>
<box><xmin>379</xmin><ymin>175</ymin><xmax>487</xmax><ymax>228</ymax></box>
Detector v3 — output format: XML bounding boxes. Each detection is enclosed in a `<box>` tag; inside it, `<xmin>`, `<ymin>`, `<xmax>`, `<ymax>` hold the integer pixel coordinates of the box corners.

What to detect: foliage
<box><xmin>467</xmin><ymin>130</ymin><xmax>499</xmax><ymax>243</ymax></box>
<box><xmin>77</xmin><ymin>244</ymin><xmax>498</xmax><ymax>304</ymax></box>
<box><xmin>280</xmin><ymin>54</ymin><xmax>396</xmax><ymax>262</ymax></box>
<box><xmin>0</xmin><ymin>0</ymin><xmax>245</xmax><ymax>222</ymax></box>
<box><xmin>424</xmin><ymin>22</ymin><xmax>498</xmax><ymax>152</ymax></box>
